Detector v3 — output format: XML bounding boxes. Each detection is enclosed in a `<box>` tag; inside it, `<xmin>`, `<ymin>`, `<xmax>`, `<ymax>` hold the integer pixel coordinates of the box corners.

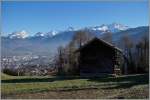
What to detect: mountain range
<box><xmin>6</xmin><ymin>23</ymin><xmax>128</xmax><ymax>39</ymax></box>
<box><xmin>2</xmin><ymin>23</ymin><xmax>149</xmax><ymax>57</ymax></box>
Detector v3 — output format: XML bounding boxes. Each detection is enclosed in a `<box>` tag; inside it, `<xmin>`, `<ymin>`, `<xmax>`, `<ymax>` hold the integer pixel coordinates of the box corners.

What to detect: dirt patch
<box><xmin>2</xmin><ymin>86</ymin><xmax>149</xmax><ymax>99</ymax></box>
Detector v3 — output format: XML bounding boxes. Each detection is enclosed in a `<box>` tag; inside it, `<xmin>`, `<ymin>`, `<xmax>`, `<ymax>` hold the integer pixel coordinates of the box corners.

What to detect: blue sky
<box><xmin>2</xmin><ymin>1</ymin><xmax>149</xmax><ymax>36</ymax></box>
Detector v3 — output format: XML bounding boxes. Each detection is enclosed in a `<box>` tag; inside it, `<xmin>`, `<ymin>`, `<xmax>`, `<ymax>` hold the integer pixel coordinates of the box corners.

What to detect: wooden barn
<box><xmin>76</xmin><ymin>37</ymin><xmax>123</xmax><ymax>76</ymax></box>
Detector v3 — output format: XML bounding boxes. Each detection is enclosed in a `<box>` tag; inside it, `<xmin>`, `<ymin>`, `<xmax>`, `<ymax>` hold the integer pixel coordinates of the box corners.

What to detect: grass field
<box><xmin>1</xmin><ymin>73</ymin><xmax>149</xmax><ymax>99</ymax></box>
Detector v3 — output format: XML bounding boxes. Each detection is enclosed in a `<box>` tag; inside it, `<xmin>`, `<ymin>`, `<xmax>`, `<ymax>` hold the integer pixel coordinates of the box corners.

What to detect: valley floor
<box><xmin>1</xmin><ymin>73</ymin><xmax>149</xmax><ymax>99</ymax></box>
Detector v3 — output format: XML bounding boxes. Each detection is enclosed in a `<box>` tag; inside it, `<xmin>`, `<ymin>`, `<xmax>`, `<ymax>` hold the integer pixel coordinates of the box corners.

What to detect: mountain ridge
<box><xmin>2</xmin><ymin>25</ymin><xmax>149</xmax><ymax>57</ymax></box>
<box><xmin>4</xmin><ymin>23</ymin><xmax>129</xmax><ymax>39</ymax></box>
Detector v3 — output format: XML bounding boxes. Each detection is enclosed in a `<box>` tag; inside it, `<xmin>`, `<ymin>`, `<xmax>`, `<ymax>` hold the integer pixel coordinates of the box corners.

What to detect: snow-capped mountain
<box><xmin>8</xmin><ymin>30</ymin><xmax>28</xmax><ymax>39</ymax></box>
<box><xmin>34</xmin><ymin>32</ymin><xmax>45</xmax><ymax>37</ymax></box>
<box><xmin>34</xmin><ymin>31</ymin><xmax>58</xmax><ymax>38</ymax></box>
<box><xmin>46</xmin><ymin>30</ymin><xmax>58</xmax><ymax>37</ymax></box>
<box><xmin>66</xmin><ymin>27</ymin><xmax>75</xmax><ymax>31</ymax></box>
<box><xmin>2</xmin><ymin>25</ymin><xmax>149</xmax><ymax>56</ymax></box>
<box><xmin>6</xmin><ymin>23</ymin><xmax>129</xmax><ymax>39</ymax></box>
<box><xmin>89</xmin><ymin>23</ymin><xmax>129</xmax><ymax>33</ymax></box>
<box><xmin>91</xmin><ymin>25</ymin><xmax>109</xmax><ymax>32</ymax></box>
<box><xmin>108</xmin><ymin>23</ymin><xmax>129</xmax><ymax>32</ymax></box>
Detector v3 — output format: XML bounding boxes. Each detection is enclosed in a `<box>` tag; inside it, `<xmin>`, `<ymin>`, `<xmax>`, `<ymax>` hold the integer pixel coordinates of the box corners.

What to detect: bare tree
<box><xmin>72</xmin><ymin>30</ymin><xmax>94</xmax><ymax>48</ymax></box>
<box><xmin>121</xmin><ymin>33</ymin><xmax>134</xmax><ymax>74</ymax></box>
<box><xmin>136</xmin><ymin>33</ymin><xmax>149</xmax><ymax>73</ymax></box>
<box><xmin>142</xmin><ymin>34</ymin><xmax>149</xmax><ymax>69</ymax></box>
<box><xmin>56</xmin><ymin>46</ymin><xmax>65</xmax><ymax>75</ymax></box>
<box><xmin>55</xmin><ymin>30</ymin><xmax>94</xmax><ymax>75</ymax></box>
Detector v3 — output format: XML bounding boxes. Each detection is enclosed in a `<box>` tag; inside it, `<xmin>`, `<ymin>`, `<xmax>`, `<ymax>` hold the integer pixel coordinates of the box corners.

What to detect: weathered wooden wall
<box><xmin>78</xmin><ymin>39</ymin><xmax>116</xmax><ymax>75</ymax></box>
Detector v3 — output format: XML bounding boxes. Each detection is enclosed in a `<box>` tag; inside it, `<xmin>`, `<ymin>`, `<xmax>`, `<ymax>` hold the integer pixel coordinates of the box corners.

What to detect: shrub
<box><xmin>2</xmin><ymin>68</ymin><xmax>18</xmax><ymax>76</ymax></box>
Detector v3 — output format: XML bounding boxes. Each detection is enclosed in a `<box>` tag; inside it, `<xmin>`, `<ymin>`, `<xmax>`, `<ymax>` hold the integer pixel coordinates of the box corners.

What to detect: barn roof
<box><xmin>75</xmin><ymin>37</ymin><xmax>122</xmax><ymax>53</ymax></box>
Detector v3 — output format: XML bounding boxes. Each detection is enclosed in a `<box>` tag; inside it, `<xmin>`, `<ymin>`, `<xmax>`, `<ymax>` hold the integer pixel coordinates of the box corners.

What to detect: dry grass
<box><xmin>1</xmin><ymin>73</ymin><xmax>149</xmax><ymax>99</ymax></box>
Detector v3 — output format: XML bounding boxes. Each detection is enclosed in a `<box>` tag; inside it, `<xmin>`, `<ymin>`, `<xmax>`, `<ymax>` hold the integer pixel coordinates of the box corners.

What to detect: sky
<box><xmin>2</xmin><ymin>1</ymin><xmax>149</xmax><ymax>36</ymax></box>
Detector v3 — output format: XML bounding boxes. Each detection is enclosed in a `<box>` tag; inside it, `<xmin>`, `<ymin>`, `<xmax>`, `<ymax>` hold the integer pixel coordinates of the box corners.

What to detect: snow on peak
<box><xmin>109</xmin><ymin>23</ymin><xmax>129</xmax><ymax>32</ymax></box>
<box><xmin>35</xmin><ymin>32</ymin><xmax>45</xmax><ymax>37</ymax></box>
<box><xmin>46</xmin><ymin>30</ymin><xmax>58</xmax><ymax>36</ymax></box>
<box><xmin>34</xmin><ymin>31</ymin><xmax>58</xmax><ymax>37</ymax></box>
<box><xmin>67</xmin><ymin>27</ymin><xmax>75</xmax><ymax>31</ymax></box>
<box><xmin>8</xmin><ymin>30</ymin><xmax>28</xmax><ymax>39</ymax></box>
<box><xmin>90</xmin><ymin>23</ymin><xmax>129</xmax><ymax>33</ymax></box>
<box><xmin>6</xmin><ymin>23</ymin><xmax>129</xmax><ymax>39</ymax></box>
<box><xmin>92</xmin><ymin>24</ymin><xmax>109</xmax><ymax>31</ymax></box>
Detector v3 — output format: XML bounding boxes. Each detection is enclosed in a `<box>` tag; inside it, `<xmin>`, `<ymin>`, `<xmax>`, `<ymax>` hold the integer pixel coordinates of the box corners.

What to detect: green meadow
<box><xmin>1</xmin><ymin>73</ymin><xmax>149</xmax><ymax>99</ymax></box>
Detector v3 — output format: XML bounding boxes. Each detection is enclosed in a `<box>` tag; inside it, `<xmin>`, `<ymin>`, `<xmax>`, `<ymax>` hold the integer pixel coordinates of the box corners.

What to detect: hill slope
<box><xmin>1</xmin><ymin>26</ymin><xmax>149</xmax><ymax>56</ymax></box>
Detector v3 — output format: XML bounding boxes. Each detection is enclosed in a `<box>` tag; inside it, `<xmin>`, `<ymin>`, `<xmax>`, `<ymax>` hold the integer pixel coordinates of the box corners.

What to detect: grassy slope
<box><xmin>1</xmin><ymin>73</ymin><xmax>12</xmax><ymax>80</ymax></box>
<box><xmin>1</xmin><ymin>73</ymin><xmax>149</xmax><ymax>99</ymax></box>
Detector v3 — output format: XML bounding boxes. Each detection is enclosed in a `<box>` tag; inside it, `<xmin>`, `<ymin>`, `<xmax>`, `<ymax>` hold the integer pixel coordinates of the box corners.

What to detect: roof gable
<box><xmin>76</xmin><ymin>37</ymin><xmax>122</xmax><ymax>52</ymax></box>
